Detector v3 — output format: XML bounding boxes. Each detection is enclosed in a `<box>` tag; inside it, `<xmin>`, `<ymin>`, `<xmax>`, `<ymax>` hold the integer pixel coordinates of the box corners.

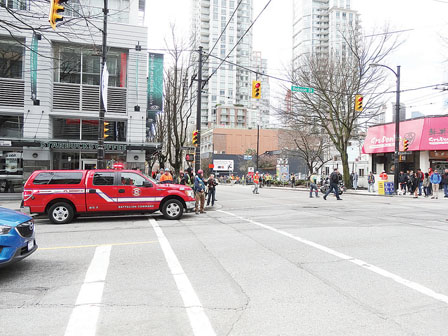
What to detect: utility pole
<box><xmin>194</xmin><ymin>46</ymin><xmax>203</xmax><ymax>173</ymax></box>
<box><xmin>256</xmin><ymin>125</ymin><xmax>260</xmax><ymax>171</ymax></box>
<box><xmin>97</xmin><ymin>0</ymin><xmax>108</xmax><ymax>169</ymax></box>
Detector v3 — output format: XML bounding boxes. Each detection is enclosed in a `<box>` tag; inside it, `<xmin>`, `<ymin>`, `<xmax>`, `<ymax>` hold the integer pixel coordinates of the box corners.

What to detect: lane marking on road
<box><xmin>218</xmin><ymin>209</ymin><xmax>448</xmax><ymax>305</ymax></box>
<box><xmin>39</xmin><ymin>241</ymin><xmax>158</xmax><ymax>251</ymax></box>
<box><xmin>64</xmin><ymin>245</ymin><xmax>112</xmax><ymax>336</ymax></box>
<box><xmin>149</xmin><ymin>219</ymin><xmax>216</xmax><ymax>336</ymax></box>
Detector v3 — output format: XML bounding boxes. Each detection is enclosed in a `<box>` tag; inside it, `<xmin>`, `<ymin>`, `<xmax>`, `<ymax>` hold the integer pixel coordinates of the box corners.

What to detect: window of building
<box><xmin>52</xmin><ymin>118</ymin><xmax>126</xmax><ymax>142</ymax></box>
<box><xmin>0</xmin><ymin>115</ymin><xmax>23</xmax><ymax>138</ymax></box>
<box><xmin>54</xmin><ymin>45</ymin><xmax>127</xmax><ymax>87</ymax></box>
<box><xmin>0</xmin><ymin>40</ymin><xmax>24</xmax><ymax>79</ymax></box>
<box><xmin>0</xmin><ymin>0</ymin><xmax>27</xmax><ymax>10</ymax></box>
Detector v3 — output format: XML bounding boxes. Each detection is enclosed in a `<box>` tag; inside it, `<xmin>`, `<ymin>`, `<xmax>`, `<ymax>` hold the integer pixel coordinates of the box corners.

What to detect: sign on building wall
<box><xmin>30</xmin><ymin>32</ymin><xmax>38</xmax><ymax>102</ymax></box>
<box><xmin>213</xmin><ymin>160</ymin><xmax>234</xmax><ymax>171</ymax></box>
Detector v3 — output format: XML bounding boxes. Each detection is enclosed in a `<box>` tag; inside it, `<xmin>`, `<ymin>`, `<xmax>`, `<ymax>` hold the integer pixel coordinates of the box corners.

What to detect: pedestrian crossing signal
<box><xmin>252</xmin><ymin>81</ymin><xmax>261</xmax><ymax>99</ymax></box>
<box><xmin>355</xmin><ymin>94</ymin><xmax>363</xmax><ymax>112</ymax></box>
<box><xmin>403</xmin><ymin>139</ymin><xmax>409</xmax><ymax>151</ymax></box>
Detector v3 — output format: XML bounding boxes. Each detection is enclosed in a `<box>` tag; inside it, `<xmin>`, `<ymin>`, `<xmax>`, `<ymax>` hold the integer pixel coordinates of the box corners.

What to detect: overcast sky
<box><xmin>146</xmin><ymin>0</ymin><xmax>448</xmax><ymax>118</ymax></box>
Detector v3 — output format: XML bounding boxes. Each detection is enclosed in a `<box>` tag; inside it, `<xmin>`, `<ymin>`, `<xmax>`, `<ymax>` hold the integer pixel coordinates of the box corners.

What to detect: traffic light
<box><xmin>185</xmin><ymin>154</ymin><xmax>194</xmax><ymax>162</ymax></box>
<box><xmin>403</xmin><ymin>139</ymin><xmax>409</xmax><ymax>151</ymax></box>
<box><xmin>49</xmin><ymin>0</ymin><xmax>68</xmax><ymax>30</ymax></box>
<box><xmin>103</xmin><ymin>121</ymin><xmax>110</xmax><ymax>139</ymax></box>
<box><xmin>192</xmin><ymin>130</ymin><xmax>198</xmax><ymax>146</ymax></box>
<box><xmin>354</xmin><ymin>94</ymin><xmax>363</xmax><ymax>112</ymax></box>
<box><xmin>252</xmin><ymin>80</ymin><xmax>261</xmax><ymax>99</ymax></box>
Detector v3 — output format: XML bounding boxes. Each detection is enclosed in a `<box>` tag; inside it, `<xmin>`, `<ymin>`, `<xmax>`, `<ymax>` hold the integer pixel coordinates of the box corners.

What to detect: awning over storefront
<box><xmin>362</xmin><ymin>116</ymin><xmax>448</xmax><ymax>154</ymax></box>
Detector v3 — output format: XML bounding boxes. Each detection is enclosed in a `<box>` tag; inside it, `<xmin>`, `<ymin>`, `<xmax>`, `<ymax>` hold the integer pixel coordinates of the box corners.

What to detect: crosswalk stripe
<box><xmin>64</xmin><ymin>245</ymin><xmax>112</xmax><ymax>336</ymax></box>
<box><xmin>149</xmin><ymin>219</ymin><xmax>216</xmax><ymax>336</ymax></box>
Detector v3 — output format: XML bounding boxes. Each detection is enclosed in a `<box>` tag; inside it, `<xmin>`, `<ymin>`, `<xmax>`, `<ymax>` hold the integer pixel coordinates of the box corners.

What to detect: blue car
<box><xmin>0</xmin><ymin>207</ymin><xmax>37</xmax><ymax>267</ymax></box>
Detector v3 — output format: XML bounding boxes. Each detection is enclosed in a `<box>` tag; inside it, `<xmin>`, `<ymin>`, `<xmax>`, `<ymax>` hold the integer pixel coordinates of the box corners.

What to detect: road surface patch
<box><xmin>39</xmin><ymin>241</ymin><xmax>158</xmax><ymax>251</ymax></box>
<box><xmin>218</xmin><ymin>209</ymin><xmax>448</xmax><ymax>305</ymax></box>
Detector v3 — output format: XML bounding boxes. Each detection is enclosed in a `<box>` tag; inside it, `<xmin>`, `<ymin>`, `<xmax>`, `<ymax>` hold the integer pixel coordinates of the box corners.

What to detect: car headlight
<box><xmin>185</xmin><ymin>190</ymin><xmax>194</xmax><ymax>198</ymax></box>
<box><xmin>0</xmin><ymin>225</ymin><xmax>12</xmax><ymax>235</ymax></box>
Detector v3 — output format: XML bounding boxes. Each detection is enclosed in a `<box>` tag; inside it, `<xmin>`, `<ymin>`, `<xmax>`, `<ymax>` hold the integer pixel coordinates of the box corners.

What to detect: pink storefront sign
<box><xmin>362</xmin><ymin>116</ymin><xmax>448</xmax><ymax>154</ymax></box>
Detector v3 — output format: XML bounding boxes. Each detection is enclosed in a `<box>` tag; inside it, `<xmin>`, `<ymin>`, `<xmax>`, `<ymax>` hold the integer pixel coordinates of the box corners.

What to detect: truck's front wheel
<box><xmin>48</xmin><ymin>202</ymin><xmax>74</xmax><ymax>224</ymax></box>
<box><xmin>161</xmin><ymin>199</ymin><xmax>183</xmax><ymax>220</ymax></box>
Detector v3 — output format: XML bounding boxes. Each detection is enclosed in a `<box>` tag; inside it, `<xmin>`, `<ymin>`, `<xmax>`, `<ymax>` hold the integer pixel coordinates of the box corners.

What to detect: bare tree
<box><xmin>287</xmin><ymin>128</ymin><xmax>332</xmax><ymax>175</ymax></box>
<box><xmin>156</xmin><ymin>27</ymin><xmax>196</xmax><ymax>175</ymax></box>
<box><xmin>279</xmin><ymin>27</ymin><xmax>401</xmax><ymax>186</ymax></box>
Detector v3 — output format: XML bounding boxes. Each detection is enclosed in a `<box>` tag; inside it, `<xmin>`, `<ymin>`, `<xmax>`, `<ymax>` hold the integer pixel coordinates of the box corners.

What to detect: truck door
<box><xmin>85</xmin><ymin>171</ymin><xmax>118</xmax><ymax>212</ymax></box>
<box><xmin>117</xmin><ymin>172</ymin><xmax>161</xmax><ymax>211</ymax></box>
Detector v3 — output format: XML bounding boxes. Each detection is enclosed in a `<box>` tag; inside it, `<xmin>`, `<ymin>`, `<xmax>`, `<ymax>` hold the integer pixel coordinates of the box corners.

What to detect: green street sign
<box><xmin>291</xmin><ymin>86</ymin><xmax>314</xmax><ymax>93</ymax></box>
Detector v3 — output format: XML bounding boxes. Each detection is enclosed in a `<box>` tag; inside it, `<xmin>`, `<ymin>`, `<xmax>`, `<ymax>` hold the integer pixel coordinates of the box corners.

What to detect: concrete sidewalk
<box><xmin>0</xmin><ymin>193</ymin><xmax>22</xmax><ymax>201</ymax></box>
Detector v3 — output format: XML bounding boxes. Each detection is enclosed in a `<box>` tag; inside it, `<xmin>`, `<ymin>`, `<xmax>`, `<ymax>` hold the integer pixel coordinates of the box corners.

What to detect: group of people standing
<box><xmin>152</xmin><ymin>168</ymin><xmax>219</xmax><ymax>214</ymax></box>
<box><xmin>398</xmin><ymin>168</ymin><xmax>448</xmax><ymax>199</ymax></box>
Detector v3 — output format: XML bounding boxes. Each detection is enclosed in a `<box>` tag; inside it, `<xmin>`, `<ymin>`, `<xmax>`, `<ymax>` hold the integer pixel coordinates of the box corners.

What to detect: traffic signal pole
<box><xmin>97</xmin><ymin>0</ymin><xmax>108</xmax><ymax>169</ymax></box>
<box><xmin>194</xmin><ymin>46</ymin><xmax>203</xmax><ymax>173</ymax></box>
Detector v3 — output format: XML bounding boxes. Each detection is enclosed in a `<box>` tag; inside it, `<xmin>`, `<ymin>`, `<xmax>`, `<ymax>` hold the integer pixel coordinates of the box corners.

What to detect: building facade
<box><xmin>293</xmin><ymin>0</ymin><xmax>360</xmax><ymax>67</ymax></box>
<box><xmin>0</xmin><ymin>0</ymin><xmax>159</xmax><ymax>192</ymax></box>
<box><xmin>192</xmin><ymin>0</ymin><xmax>271</xmax><ymax>131</ymax></box>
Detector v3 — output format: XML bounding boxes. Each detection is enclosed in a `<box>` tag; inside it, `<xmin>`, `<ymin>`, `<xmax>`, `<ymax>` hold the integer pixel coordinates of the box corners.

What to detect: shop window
<box><xmin>0</xmin><ymin>40</ymin><xmax>24</xmax><ymax>79</ymax></box>
<box><xmin>53</xmin><ymin>118</ymin><xmax>126</xmax><ymax>142</ymax></box>
<box><xmin>0</xmin><ymin>115</ymin><xmax>23</xmax><ymax>138</ymax></box>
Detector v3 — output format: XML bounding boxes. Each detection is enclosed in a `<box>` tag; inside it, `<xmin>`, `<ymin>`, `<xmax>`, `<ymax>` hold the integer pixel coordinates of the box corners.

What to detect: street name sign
<box><xmin>291</xmin><ymin>86</ymin><xmax>314</xmax><ymax>93</ymax></box>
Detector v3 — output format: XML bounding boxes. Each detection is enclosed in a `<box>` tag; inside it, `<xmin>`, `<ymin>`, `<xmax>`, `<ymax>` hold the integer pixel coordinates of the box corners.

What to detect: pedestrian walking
<box><xmin>323</xmin><ymin>168</ymin><xmax>342</xmax><ymax>201</ymax></box>
<box><xmin>442</xmin><ymin>169</ymin><xmax>448</xmax><ymax>198</ymax></box>
<box><xmin>351</xmin><ymin>171</ymin><xmax>358</xmax><ymax>190</ymax></box>
<box><xmin>253</xmin><ymin>171</ymin><xmax>260</xmax><ymax>194</ymax></box>
<box><xmin>309</xmin><ymin>172</ymin><xmax>319</xmax><ymax>198</ymax></box>
<box><xmin>206</xmin><ymin>174</ymin><xmax>218</xmax><ymax>206</ymax></box>
<box><xmin>291</xmin><ymin>174</ymin><xmax>296</xmax><ymax>188</ymax></box>
<box><xmin>155</xmin><ymin>169</ymin><xmax>164</xmax><ymax>182</ymax></box>
<box><xmin>409</xmin><ymin>171</ymin><xmax>419</xmax><ymax>198</ymax></box>
<box><xmin>417</xmin><ymin>169</ymin><xmax>424</xmax><ymax>196</ymax></box>
<box><xmin>194</xmin><ymin>170</ymin><xmax>206</xmax><ymax>214</ymax></box>
<box><xmin>179</xmin><ymin>171</ymin><xmax>190</xmax><ymax>185</ymax></box>
<box><xmin>428</xmin><ymin>168</ymin><xmax>434</xmax><ymax>196</ymax></box>
<box><xmin>398</xmin><ymin>171</ymin><xmax>408</xmax><ymax>195</ymax></box>
<box><xmin>423</xmin><ymin>173</ymin><xmax>430</xmax><ymax>197</ymax></box>
<box><xmin>430</xmin><ymin>169</ymin><xmax>442</xmax><ymax>199</ymax></box>
<box><xmin>368</xmin><ymin>172</ymin><xmax>375</xmax><ymax>192</ymax></box>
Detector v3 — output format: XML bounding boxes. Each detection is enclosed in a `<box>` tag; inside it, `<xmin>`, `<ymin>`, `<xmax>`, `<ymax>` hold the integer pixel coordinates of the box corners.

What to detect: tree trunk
<box><xmin>340</xmin><ymin>151</ymin><xmax>351</xmax><ymax>188</ymax></box>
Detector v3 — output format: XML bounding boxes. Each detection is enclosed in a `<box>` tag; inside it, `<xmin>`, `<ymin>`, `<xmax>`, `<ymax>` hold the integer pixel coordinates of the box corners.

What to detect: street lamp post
<box><xmin>370</xmin><ymin>63</ymin><xmax>401</xmax><ymax>194</ymax></box>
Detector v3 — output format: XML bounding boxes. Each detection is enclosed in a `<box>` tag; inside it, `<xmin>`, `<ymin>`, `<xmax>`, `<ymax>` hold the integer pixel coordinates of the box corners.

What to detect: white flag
<box><xmin>101</xmin><ymin>63</ymin><xmax>109</xmax><ymax>111</ymax></box>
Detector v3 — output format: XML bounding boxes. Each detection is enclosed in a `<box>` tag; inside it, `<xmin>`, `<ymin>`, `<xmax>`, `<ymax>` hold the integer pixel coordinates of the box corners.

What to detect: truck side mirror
<box><xmin>142</xmin><ymin>181</ymin><xmax>152</xmax><ymax>188</ymax></box>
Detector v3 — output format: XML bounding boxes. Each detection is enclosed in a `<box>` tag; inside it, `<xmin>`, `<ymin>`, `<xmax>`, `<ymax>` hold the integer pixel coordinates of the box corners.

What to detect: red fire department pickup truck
<box><xmin>22</xmin><ymin>170</ymin><xmax>196</xmax><ymax>224</ymax></box>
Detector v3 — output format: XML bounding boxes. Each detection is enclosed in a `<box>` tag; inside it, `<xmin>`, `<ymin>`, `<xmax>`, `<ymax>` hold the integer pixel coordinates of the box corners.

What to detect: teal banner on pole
<box><xmin>147</xmin><ymin>53</ymin><xmax>164</xmax><ymax>114</ymax></box>
<box><xmin>30</xmin><ymin>33</ymin><xmax>38</xmax><ymax>101</ymax></box>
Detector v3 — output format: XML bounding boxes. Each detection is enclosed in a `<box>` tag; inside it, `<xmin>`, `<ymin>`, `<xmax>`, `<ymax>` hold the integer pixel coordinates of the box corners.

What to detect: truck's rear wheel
<box><xmin>161</xmin><ymin>199</ymin><xmax>183</xmax><ymax>220</ymax></box>
<box><xmin>48</xmin><ymin>202</ymin><xmax>74</xmax><ymax>224</ymax></box>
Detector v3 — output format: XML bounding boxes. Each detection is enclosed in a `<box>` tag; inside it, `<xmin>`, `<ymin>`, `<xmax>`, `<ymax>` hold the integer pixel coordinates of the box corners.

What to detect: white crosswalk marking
<box><xmin>149</xmin><ymin>219</ymin><xmax>216</xmax><ymax>336</ymax></box>
<box><xmin>65</xmin><ymin>245</ymin><xmax>112</xmax><ymax>336</ymax></box>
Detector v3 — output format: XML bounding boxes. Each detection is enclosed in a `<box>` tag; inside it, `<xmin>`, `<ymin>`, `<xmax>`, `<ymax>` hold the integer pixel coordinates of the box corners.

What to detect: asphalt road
<box><xmin>1</xmin><ymin>185</ymin><xmax>447</xmax><ymax>335</ymax></box>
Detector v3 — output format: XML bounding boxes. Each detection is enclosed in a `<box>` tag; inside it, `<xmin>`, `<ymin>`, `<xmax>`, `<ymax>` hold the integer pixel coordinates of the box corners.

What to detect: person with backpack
<box><xmin>430</xmin><ymin>169</ymin><xmax>442</xmax><ymax>199</ymax></box>
<box><xmin>309</xmin><ymin>172</ymin><xmax>319</xmax><ymax>198</ymax></box>
<box><xmin>206</xmin><ymin>174</ymin><xmax>218</xmax><ymax>206</ymax></box>
<box><xmin>194</xmin><ymin>170</ymin><xmax>207</xmax><ymax>214</ymax></box>
<box><xmin>323</xmin><ymin>168</ymin><xmax>342</xmax><ymax>201</ymax></box>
